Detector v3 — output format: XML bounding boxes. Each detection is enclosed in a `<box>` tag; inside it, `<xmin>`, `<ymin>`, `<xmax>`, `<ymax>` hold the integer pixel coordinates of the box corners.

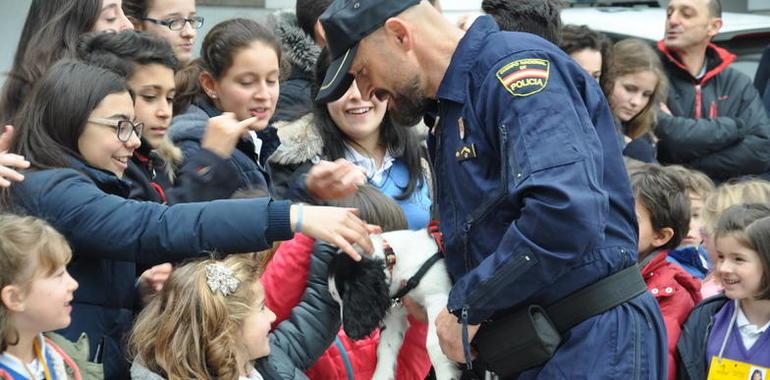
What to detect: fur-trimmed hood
<box><xmin>269</xmin><ymin>9</ymin><xmax>321</xmax><ymax>77</ymax></box>
<box><xmin>270</xmin><ymin>113</ymin><xmax>324</xmax><ymax>166</ymax></box>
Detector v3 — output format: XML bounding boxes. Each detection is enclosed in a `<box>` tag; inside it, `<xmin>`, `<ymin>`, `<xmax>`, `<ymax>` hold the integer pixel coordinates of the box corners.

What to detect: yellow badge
<box><xmin>496</xmin><ymin>58</ymin><xmax>550</xmax><ymax>97</ymax></box>
<box><xmin>707</xmin><ymin>357</ymin><xmax>769</xmax><ymax>380</ymax></box>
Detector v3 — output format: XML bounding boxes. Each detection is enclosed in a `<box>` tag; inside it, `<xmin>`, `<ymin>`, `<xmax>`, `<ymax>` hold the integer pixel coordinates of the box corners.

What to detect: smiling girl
<box><xmin>677</xmin><ymin>203</ymin><xmax>770</xmax><ymax>380</ymax></box>
<box><xmin>604</xmin><ymin>38</ymin><xmax>669</xmax><ymax>163</ymax></box>
<box><xmin>4</xmin><ymin>60</ymin><xmax>373</xmax><ymax>379</ymax></box>
<box><xmin>0</xmin><ymin>215</ymin><xmax>81</xmax><ymax>380</ymax></box>
<box><xmin>171</xmin><ymin>18</ymin><xmax>282</xmax><ymax>200</ymax></box>
<box><xmin>79</xmin><ymin>30</ymin><xmax>251</xmax><ymax>204</ymax></box>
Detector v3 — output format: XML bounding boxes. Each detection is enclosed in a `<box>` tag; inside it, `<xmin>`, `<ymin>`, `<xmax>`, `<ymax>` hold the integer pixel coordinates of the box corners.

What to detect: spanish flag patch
<box><xmin>496</xmin><ymin>58</ymin><xmax>550</xmax><ymax>97</ymax></box>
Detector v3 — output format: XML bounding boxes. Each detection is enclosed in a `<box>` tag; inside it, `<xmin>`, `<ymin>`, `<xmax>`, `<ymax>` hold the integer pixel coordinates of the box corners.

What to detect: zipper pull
<box><xmin>461</xmin><ymin>306</ymin><xmax>473</xmax><ymax>370</ymax></box>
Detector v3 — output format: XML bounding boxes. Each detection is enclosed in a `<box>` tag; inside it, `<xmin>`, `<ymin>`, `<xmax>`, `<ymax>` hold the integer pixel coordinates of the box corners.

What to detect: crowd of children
<box><xmin>0</xmin><ymin>0</ymin><xmax>768</xmax><ymax>379</ymax></box>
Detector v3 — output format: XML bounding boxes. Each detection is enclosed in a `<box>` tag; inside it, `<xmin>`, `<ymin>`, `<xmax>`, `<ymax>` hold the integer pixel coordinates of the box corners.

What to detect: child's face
<box><xmin>715</xmin><ymin>233</ymin><xmax>765</xmax><ymax>300</ymax></box>
<box><xmin>239</xmin><ymin>284</ymin><xmax>276</xmax><ymax>361</ymax></box>
<box><xmin>16</xmin><ymin>266</ymin><xmax>78</xmax><ymax>335</ymax></box>
<box><xmin>139</xmin><ymin>0</ymin><xmax>198</xmax><ymax>63</ymax></box>
<box><xmin>636</xmin><ymin>199</ymin><xmax>657</xmax><ymax>257</ymax></box>
<box><xmin>680</xmin><ymin>193</ymin><xmax>705</xmax><ymax>247</ymax></box>
<box><xmin>209</xmin><ymin>41</ymin><xmax>279</xmax><ymax>131</ymax></box>
<box><xmin>78</xmin><ymin>91</ymin><xmax>141</xmax><ymax>178</ymax></box>
<box><xmin>128</xmin><ymin>63</ymin><xmax>176</xmax><ymax>150</ymax></box>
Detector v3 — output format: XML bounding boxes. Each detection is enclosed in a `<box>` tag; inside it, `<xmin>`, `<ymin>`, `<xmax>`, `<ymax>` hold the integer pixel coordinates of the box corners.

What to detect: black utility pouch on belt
<box><xmin>472</xmin><ymin>305</ymin><xmax>560</xmax><ymax>375</ymax></box>
<box><xmin>471</xmin><ymin>264</ymin><xmax>647</xmax><ymax>378</ymax></box>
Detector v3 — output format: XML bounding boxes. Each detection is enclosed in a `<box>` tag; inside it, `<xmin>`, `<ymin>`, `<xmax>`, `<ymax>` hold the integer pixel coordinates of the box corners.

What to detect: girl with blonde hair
<box><xmin>130</xmin><ymin>249</ymin><xmax>340</xmax><ymax>379</ymax></box>
<box><xmin>0</xmin><ymin>214</ymin><xmax>81</xmax><ymax>379</ymax></box>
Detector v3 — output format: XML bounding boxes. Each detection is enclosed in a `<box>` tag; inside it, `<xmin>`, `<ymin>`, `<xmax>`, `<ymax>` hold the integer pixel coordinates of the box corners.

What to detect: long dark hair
<box><xmin>311</xmin><ymin>49</ymin><xmax>425</xmax><ymax>200</ymax></box>
<box><xmin>174</xmin><ymin>18</ymin><xmax>282</xmax><ymax>113</ymax></box>
<box><xmin>10</xmin><ymin>60</ymin><xmax>128</xmax><ymax>171</ymax></box>
<box><xmin>0</xmin><ymin>0</ymin><xmax>103</xmax><ymax>124</ymax></box>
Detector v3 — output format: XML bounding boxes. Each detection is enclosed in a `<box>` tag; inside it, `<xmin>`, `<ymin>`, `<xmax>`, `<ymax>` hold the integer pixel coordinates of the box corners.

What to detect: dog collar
<box><xmin>391</xmin><ymin>251</ymin><xmax>444</xmax><ymax>304</ymax></box>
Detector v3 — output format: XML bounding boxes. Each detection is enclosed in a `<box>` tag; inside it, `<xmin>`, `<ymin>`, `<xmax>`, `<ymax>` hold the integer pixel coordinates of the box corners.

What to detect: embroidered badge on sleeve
<box><xmin>496</xmin><ymin>58</ymin><xmax>550</xmax><ymax>97</ymax></box>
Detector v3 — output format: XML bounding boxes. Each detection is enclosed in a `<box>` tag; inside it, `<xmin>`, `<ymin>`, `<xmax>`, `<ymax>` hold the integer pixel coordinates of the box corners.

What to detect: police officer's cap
<box><xmin>315</xmin><ymin>0</ymin><xmax>420</xmax><ymax>104</ymax></box>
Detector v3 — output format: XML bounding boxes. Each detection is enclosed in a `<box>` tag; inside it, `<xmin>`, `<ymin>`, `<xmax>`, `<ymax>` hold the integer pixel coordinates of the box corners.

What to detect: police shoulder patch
<box><xmin>496</xmin><ymin>58</ymin><xmax>550</xmax><ymax>97</ymax></box>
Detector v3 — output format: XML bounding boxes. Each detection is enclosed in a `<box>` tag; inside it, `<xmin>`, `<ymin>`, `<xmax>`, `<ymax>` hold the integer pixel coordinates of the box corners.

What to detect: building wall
<box><xmin>0</xmin><ymin>0</ymin><xmax>483</xmax><ymax>88</ymax></box>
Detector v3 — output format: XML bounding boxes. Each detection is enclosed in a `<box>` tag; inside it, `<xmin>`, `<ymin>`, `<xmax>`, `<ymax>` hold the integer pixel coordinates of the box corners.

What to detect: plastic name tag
<box><xmin>707</xmin><ymin>357</ymin><xmax>769</xmax><ymax>380</ymax></box>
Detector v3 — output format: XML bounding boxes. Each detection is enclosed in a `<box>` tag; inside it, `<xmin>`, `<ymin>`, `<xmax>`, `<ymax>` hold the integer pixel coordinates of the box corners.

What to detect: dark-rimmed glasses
<box><xmin>88</xmin><ymin>118</ymin><xmax>144</xmax><ymax>142</ymax></box>
<box><xmin>141</xmin><ymin>16</ymin><xmax>204</xmax><ymax>31</ymax></box>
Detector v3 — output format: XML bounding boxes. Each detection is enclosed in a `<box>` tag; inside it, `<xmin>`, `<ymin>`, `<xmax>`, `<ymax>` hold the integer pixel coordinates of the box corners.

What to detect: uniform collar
<box><xmin>436</xmin><ymin>15</ymin><xmax>499</xmax><ymax>103</ymax></box>
<box><xmin>736</xmin><ymin>304</ymin><xmax>770</xmax><ymax>334</ymax></box>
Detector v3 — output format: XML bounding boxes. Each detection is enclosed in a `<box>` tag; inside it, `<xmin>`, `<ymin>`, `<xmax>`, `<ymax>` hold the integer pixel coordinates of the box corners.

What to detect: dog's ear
<box><xmin>329</xmin><ymin>254</ymin><xmax>390</xmax><ymax>340</ymax></box>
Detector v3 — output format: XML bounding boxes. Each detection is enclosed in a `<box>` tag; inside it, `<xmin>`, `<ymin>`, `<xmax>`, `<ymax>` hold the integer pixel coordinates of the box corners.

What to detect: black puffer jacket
<box><xmin>269</xmin><ymin>10</ymin><xmax>321</xmax><ymax>123</ymax></box>
<box><xmin>656</xmin><ymin>41</ymin><xmax>770</xmax><ymax>182</ymax></box>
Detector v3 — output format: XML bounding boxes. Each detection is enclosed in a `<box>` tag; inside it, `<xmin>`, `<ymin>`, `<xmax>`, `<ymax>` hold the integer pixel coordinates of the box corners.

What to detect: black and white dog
<box><xmin>328</xmin><ymin>228</ymin><xmax>460</xmax><ymax>380</ymax></box>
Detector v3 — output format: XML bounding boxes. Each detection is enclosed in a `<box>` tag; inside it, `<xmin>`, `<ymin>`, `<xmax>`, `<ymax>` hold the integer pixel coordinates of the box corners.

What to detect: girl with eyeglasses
<box><xmin>123</xmin><ymin>0</ymin><xmax>202</xmax><ymax>64</ymax></box>
<box><xmin>78</xmin><ymin>30</ymin><xmax>246</xmax><ymax>204</ymax></box>
<box><xmin>3</xmin><ymin>60</ymin><xmax>374</xmax><ymax>380</ymax></box>
<box><xmin>0</xmin><ymin>0</ymin><xmax>133</xmax><ymax>125</ymax></box>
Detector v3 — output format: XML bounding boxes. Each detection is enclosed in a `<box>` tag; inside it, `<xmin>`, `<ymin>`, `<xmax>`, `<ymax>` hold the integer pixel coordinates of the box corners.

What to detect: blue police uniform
<box><xmin>429</xmin><ymin>16</ymin><xmax>667</xmax><ymax>378</ymax></box>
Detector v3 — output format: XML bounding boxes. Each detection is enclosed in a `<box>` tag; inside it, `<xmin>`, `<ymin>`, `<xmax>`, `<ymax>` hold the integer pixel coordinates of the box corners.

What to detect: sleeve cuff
<box><xmin>265</xmin><ymin>200</ymin><xmax>293</xmax><ymax>243</ymax></box>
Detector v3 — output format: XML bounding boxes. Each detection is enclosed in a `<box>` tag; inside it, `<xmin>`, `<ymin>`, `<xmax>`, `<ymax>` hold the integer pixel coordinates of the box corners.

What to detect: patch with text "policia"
<box><xmin>496</xmin><ymin>58</ymin><xmax>550</xmax><ymax>97</ymax></box>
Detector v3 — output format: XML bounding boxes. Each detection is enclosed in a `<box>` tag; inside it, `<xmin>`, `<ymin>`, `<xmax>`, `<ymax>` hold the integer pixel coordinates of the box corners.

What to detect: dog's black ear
<box><xmin>329</xmin><ymin>254</ymin><xmax>390</xmax><ymax>340</ymax></box>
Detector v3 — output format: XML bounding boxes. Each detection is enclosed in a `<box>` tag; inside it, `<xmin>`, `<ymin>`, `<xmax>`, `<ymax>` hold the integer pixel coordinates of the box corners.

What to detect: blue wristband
<box><xmin>295</xmin><ymin>203</ymin><xmax>304</xmax><ymax>233</ymax></box>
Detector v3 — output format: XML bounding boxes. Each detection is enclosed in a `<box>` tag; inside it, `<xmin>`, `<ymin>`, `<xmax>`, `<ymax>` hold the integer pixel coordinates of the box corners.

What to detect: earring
<box><xmin>209</xmin><ymin>93</ymin><xmax>217</xmax><ymax>99</ymax></box>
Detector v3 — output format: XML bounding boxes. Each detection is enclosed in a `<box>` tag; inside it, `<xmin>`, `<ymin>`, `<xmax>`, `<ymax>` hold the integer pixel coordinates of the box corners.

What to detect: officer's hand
<box><xmin>305</xmin><ymin>159</ymin><xmax>366</xmax><ymax>201</ymax></box>
<box><xmin>436</xmin><ymin>308</ymin><xmax>480</xmax><ymax>363</ymax></box>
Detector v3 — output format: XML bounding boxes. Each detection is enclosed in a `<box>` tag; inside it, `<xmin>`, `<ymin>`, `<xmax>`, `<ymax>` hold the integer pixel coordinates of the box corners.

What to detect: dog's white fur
<box><xmin>369</xmin><ymin>229</ymin><xmax>460</xmax><ymax>380</ymax></box>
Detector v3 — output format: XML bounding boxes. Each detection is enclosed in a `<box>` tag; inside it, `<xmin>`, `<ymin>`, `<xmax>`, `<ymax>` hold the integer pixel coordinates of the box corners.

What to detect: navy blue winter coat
<box><xmin>429</xmin><ymin>16</ymin><xmax>667</xmax><ymax>378</ymax></box>
<box><xmin>169</xmin><ymin>97</ymin><xmax>280</xmax><ymax>200</ymax></box>
<box><xmin>11</xmin><ymin>156</ymin><xmax>292</xmax><ymax>380</ymax></box>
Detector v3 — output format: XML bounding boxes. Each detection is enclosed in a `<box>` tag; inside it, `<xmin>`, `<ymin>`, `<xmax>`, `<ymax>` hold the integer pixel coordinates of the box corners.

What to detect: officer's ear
<box><xmin>383</xmin><ymin>17</ymin><xmax>414</xmax><ymax>53</ymax></box>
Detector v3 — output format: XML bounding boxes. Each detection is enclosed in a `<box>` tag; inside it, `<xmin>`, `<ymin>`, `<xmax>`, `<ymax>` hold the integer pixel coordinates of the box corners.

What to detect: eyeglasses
<box><xmin>141</xmin><ymin>16</ymin><xmax>204</xmax><ymax>31</ymax></box>
<box><xmin>88</xmin><ymin>118</ymin><xmax>144</xmax><ymax>143</ymax></box>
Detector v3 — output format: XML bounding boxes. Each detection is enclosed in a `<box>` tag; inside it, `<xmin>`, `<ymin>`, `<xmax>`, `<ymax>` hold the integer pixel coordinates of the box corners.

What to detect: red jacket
<box><xmin>641</xmin><ymin>251</ymin><xmax>702</xmax><ymax>380</ymax></box>
<box><xmin>262</xmin><ymin>233</ymin><xmax>432</xmax><ymax>380</ymax></box>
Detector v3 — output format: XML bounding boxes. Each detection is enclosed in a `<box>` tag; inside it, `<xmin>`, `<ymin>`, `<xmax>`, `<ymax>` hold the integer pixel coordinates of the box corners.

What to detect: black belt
<box><xmin>471</xmin><ymin>264</ymin><xmax>648</xmax><ymax>378</ymax></box>
<box><xmin>545</xmin><ymin>263</ymin><xmax>648</xmax><ymax>333</ymax></box>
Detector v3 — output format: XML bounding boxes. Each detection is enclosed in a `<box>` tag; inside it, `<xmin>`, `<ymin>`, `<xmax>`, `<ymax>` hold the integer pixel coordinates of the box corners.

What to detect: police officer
<box><xmin>315</xmin><ymin>1</ymin><xmax>667</xmax><ymax>378</ymax></box>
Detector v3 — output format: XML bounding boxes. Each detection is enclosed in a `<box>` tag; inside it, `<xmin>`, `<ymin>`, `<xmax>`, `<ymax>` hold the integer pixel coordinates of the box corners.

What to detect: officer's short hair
<box><xmin>630</xmin><ymin>164</ymin><xmax>691</xmax><ymax>251</ymax></box>
<box><xmin>715</xmin><ymin>204</ymin><xmax>770</xmax><ymax>300</ymax></box>
<box><xmin>707</xmin><ymin>0</ymin><xmax>722</xmax><ymax>19</ymax></box>
<box><xmin>296</xmin><ymin>0</ymin><xmax>333</xmax><ymax>39</ymax></box>
<box><xmin>481</xmin><ymin>0</ymin><xmax>562</xmax><ymax>45</ymax></box>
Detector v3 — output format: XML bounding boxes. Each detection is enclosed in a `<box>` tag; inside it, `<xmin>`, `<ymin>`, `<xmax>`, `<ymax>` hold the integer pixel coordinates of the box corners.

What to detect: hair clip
<box><xmin>206</xmin><ymin>263</ymin><xmax>239</xmax><ymax>296</ymax></box>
